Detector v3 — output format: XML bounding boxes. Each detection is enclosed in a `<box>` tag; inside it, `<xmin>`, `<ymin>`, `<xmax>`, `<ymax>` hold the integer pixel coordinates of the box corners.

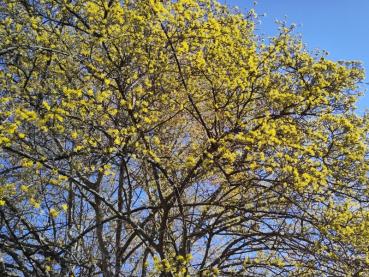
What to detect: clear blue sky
<box><xmin>221</xmin><ymin>0</ymin><xmax>369</xmax><ymax>113</ymax></box>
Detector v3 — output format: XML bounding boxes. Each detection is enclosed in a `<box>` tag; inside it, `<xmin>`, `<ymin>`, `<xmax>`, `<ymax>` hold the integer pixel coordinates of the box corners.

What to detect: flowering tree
<box><xmin>1</xmin><ymin>0</ymin><xmax>369</xmax><ymax>276</ymax></box>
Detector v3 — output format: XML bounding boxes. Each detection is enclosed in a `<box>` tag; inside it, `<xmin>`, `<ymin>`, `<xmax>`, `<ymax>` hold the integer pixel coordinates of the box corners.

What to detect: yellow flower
<box><xmin>30</xmin><ymin>198</ymin><xmax>40</xmax><ymax>209</ymax></box>
<box><xmin>21</xmin><ymin>185</ymin><xmax>29</xmax><ymax>192</ymax></box>
<box><xmin>61</xmin><ymin>204</ymin><xmax>68</xmax><ymax>211</ymax></box>
<box><xmin>185</xmin><ymin>156</ymin><xmax>196</xmax><ymax>168</ymax></box>
<box><xmin>71</xmin><ymin>131</ymin><xmax>78</xmax><ymax>139</ymax></box>
<box><xmin>49</xmin><ymin>208</ymin><xmax>59</xmax><ymax>218</ymax></box>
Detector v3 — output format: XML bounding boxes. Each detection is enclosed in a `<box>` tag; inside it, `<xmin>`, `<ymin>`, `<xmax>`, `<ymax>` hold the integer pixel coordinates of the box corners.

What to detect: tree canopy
<box><xmin>1</xmin><ymin>0</ymin><xmax>369</xmax><ymax>276</ymax></box>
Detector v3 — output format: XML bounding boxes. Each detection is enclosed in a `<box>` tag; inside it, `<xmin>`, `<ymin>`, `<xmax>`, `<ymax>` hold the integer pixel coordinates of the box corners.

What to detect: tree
<box><xmin>0</xmin><ymin>0</ymin><xmax>369</xmax><ymax>276</ymax></box>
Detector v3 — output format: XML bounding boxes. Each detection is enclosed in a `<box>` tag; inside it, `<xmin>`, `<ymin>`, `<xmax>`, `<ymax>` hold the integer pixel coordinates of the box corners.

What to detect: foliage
<box><xmin>0</xmin><ymin>0</ymin><xmax>369</xmax><ymax>276</ymax></box>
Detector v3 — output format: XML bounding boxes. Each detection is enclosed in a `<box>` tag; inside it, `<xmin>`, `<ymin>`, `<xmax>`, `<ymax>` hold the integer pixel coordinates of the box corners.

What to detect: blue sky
<box><xmin>221</xmin><ymin>0</ymin><xmax>369</xmax><ymax>113</ymax></box>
